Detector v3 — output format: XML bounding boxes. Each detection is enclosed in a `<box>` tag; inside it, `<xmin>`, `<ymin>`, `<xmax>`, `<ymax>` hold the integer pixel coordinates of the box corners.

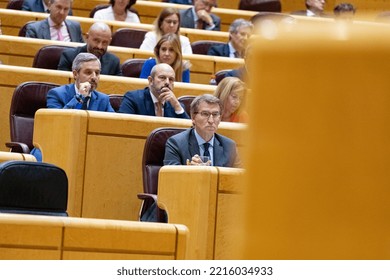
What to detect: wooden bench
<box><xmin>0</xmin><ymin>151</ymin><xmax>37</xmax><ymax>163</ymax></box>
<box><xmin>0</xmin><ymin>34</ymin><xmax>244</xmax><ymax>84</ymax></box>
<box><xmin>158</xmin><ymin>165</ymin><xmax>245</xmax><ymax>259</ymax></box>
<box><xmin>0</xmin><ymin>64</ymin><xmax>217</xmax><ymax>153</ymax></box>
<box><xmin>33</xmin><ymin>109</ymin><xmax>247</xmax><ymax>221</ymax></box>
<box><xmin>0</xmin><ymin>213</ymin><xmax>188</xmax><ymax>259</ymax></box>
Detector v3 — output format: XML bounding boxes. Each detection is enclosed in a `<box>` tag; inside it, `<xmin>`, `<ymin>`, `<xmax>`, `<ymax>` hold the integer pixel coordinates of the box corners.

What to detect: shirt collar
<box><xmin>48</xmin><ymin>17</ymin><xmax>64</xmax><ymax>28</ymax></box>
<box><xmin>149</xmin><ymin>90</ymin><xmax>165</xmax><ymax>106</ymax></box>
<box><xmin>194</xmin><ymin>129</ymin><xmax>214</xmax><ymax>147</ymax></box>
<box><xmin>228</xmin><ymin>42</ymin><xmax>237</xmax><ymax>56</ymax></box>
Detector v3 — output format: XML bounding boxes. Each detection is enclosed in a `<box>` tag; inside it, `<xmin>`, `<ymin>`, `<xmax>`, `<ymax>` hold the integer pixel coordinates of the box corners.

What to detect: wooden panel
<box><xmin>244</xmin><ymin>21</ymin><xmax>390</xmax><ymax>259</ymax></box>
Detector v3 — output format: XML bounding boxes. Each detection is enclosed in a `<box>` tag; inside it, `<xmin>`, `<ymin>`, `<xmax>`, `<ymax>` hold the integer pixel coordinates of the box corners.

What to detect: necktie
<box><xmin>203</xmin><ymin>142</ymin><xmax>210</xmax><ymax>157</ymax></box>
<box><xmin>155</xmin><ymin>102</ymin><xmax>163</xmax><ymax>117</ymax></box>
<box><xmin>82</xmin><ymin>96</ymin><xmax>90</xmax><ymax>110</ymax></box>
<box><xmin>196</xmin><ymin>19</ymin><xmax>204</xmax><ymax>29</ymax></box>
<box><xmin>57</xmin><ymin>27</ymin><xmax>63</xmax><ymax>41</ymax></box>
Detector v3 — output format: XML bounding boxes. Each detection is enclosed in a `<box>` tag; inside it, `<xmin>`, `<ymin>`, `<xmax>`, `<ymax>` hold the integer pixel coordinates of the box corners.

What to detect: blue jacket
<box><xmin>207</xmin><ymin>43</ymin><xmax>230</xmax><ymax>57</ymax></box>
<box><xmin>46</xmin><ymin>84</ymin><xmax>114</xmax><ymax>112</ymax></box>
<box><xmin>22</xmin><ymin>0</ymin><xmax>73</xmax><ymax>15</ymax></box>
<box><xmin>140</xmin><ymin>58</ymin><xmax>190</xmax><ymax>83</ymax></box>
<box><xmin>118</xmin><ymin>87</ymin><xmax>189</xmax><ymax>119</ymax></box>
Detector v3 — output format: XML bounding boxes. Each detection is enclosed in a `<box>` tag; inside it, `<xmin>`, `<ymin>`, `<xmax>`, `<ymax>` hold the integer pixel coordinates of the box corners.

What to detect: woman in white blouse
<box><xmin>140</xmin><ymin>7</ymin><xmax>192</xmax><ymax>55</ymax></box>
<box><xmin>93</xmin><ymin>0</ymin><xmax>140</xmax><ymax>23</ymax></box>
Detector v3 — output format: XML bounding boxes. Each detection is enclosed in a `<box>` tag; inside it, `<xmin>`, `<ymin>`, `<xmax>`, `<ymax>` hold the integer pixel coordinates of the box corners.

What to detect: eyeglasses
<box><xmin>164</xmin><ymin>19</ymin><xmax>179</xmax><ymax>25</ymax></box>
<box><xmin>195</xmin><ymin>111</ymin><xmax>221</xmax><ymax>119</ymax></box>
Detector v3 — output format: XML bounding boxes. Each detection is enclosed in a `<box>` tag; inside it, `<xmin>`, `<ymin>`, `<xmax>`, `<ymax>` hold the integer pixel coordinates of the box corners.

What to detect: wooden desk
<box><xmin>0</xmin><ymin>213</ymin><xmax>188</xmax><ymax>259</ymax></box>
<box><xmin>0</xmin><ymin>64</ymin><xmax>216</xmax><ymax>153</ymax></box>
<box><xmin>33</xmin><ymin>109</ymin><xmax>246</xmax><ymax>221</ymax></box>
<box><xmin>158</xmin><ymin>166</ymin><xmax>245</xmax><ymax>260</ymax></box>
<box><xmin>0</xmin><ymin>151</ymin><xmax>37</xmax><ymax>162</ymax></box>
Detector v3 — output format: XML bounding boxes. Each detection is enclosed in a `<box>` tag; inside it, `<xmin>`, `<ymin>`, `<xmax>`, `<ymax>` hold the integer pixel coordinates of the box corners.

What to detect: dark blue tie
<box><xmin>82</xmin><ymin>96</ymin><xmax>90</xmax><ymax>110</ymax></box>
<box><xmin>203</xmin><ymin>142</ymin><xmax>210</xmax><ymax>157</ymax></box>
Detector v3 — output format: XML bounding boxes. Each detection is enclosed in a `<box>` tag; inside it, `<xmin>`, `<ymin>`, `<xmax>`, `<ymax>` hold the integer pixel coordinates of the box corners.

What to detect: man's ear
<box><xmin>72</xmin><ymin>69</ymin><xmax>78</xmax><ymax>80</ymax></box>
<box><xmin>147</xmin><ymin>76</ymin><xmax>153</xmax><ymax>84</ymax></box>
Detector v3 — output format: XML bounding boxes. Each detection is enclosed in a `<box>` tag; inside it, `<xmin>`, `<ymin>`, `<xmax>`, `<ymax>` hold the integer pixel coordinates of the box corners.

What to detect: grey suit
<box><xmin>163</xmin><ymin>128</ymin><xmax>240</xmax><ymax>167</ymax></box>
<box><xmin>25</xmin><ymin>18</ymin><xmax>84</xmax><ymax>43</ymax></box>
<box><xmin>180</xmin><ymin>7</ymin><xmax>221</xmax><ymax>31</ymax></box>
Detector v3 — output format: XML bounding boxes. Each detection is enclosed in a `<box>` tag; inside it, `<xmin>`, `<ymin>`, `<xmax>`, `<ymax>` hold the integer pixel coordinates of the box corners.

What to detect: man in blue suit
<box><xmin>164</xmin><ymin>94</ymin><xmax>241</xmax><ymax>167</ymax></box>
<box><xmin>58</xmin><ymin>22</ymin><xmax>121</xmax><ymax>76</ymax></box>
<box><xmin>118</xmin><ymin>63</ymin><xmax>189</xmax><ymax>119</ymax></box>
<box><xmin>180</xmin><ymin>0</ymin><xmax>220</xmax><ymax>31</ymax></box>
<box><xmin>25</xmin><ymin>0</ymin><xmax>83</xmax><ymax>42</ymax></box>
<box><xmin>207</xmin><ymin>18</ymin><xmax>252</xmax><ymax>58</ymax></box>
<box><xmin>47</xmin><ymin>52</ymin><xmax>114</xmax><ymax>112</ymax></box>
<box><xmin>22</xmin><ymin>0</ymin><xmax>73</xmax><ymax>15</ymax></box>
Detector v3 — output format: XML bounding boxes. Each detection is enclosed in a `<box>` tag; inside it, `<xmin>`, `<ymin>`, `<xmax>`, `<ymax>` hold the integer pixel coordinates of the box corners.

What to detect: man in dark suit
<box><xmin>180</xmin><ymin>0</ymin><xmax>221</xmax><ymax>31</ymax></box>
<box><xmin>207</xmin><ymin>18</ymin><xmax>252</xmax><ymax>58</ymax></box>
<box><xmin>167</xmin><ymin>0</ymin><xmax>192</xmax><ymax>4</ymax></box>
<box><xmin>58</xmin><ymin>22</ymin><xmax>121</xmax><ymax>76</ymax></box>
<box><xmin>291</xmin><ymin>0</ymin><xmax>327</xmax><ymax>17</ymax></box>
<box><xmin>47</xmin><ymin>52</ymin><xmax>114</xmax><ymax>112</ymax></box>
<box><xmin>22</xmin><ymin>0</ymin><xmax>73</xmax><ymax>15</ymax></box>
<box><xmin>118</xmin><ymin>63</ymin><xmax>189</xmax><ymax>119</ymax></box>
<box><xmin>164</xmin><ymin>94</ymin><xmax>241</xmax><ymax>167</ymax></box>
<box><xmin>25</xmin><ymin>0</ymin><xmax>83</xmax><ymax>42</ymax></box>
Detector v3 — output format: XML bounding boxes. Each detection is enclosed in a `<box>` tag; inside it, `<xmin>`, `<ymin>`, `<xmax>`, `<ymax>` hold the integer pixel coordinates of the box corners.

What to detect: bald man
<box><xmin>58</xmin><ymin>22</ymin><xmax>122</xmax><ymax>76</ymax></box>
<box><xmin>119</xmin><ymin>63</ymin><xmax>189</xmax><ymax>119</ymax></box>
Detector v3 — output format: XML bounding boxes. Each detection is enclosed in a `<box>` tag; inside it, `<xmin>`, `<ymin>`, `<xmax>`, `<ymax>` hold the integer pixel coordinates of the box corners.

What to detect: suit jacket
<box><xmin>168</xmin><ymin>0</ymin><xmax>192</xmax><ymax>4</ymax></box>
<box><xmin>180</xmin><ymin>8</ymin><xmax>221</xmax><ymax>31</ymax></box>
<box><xmin>46</xmin><ymin>84</ymin><xmax>114</xmax><ymax>112</ymax></box>
<box><xmin>207</xmin><ymin>43</ymin><xmax>230</xmax><ymax>57</ymax></box>
<box><xmin>118</xmin><ymin>87</ymin><xmax>189</xmax><ymax>119</ymax></box>
<box><xmin>58</xmin><ymin>45</ymin><xmax>122</xmax><ymax>76</ymax></box>
<box><xmin>163</xmin><ymin>128</ymin><xmax>241</xmax><ymax>167</ymax></box>
<box><xmin>226</xmin><ymin>67</ymin><xmax>247</xmax><ymax>82</ymax></box>
<box><xmin>22</xmin><ymin>0</ymin><xmax>73</xmax><ymax>15</ymax></box>
<box><xmin>25</xmin><ymin>18</ymin><xmax>84</xmax><ymax>43</ymax></box>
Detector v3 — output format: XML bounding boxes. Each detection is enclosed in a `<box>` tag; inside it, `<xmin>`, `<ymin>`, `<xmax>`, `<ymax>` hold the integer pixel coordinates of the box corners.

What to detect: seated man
<box><xmin>167</xmin><ymin>0</ymin><xmax>193</xmax><ymax>4</ymax></box>
<box><xmin>164</xmin><ymin>94</ymin><xmax>241</xmax><ymax>167</ymax></box>
<box><xmin>22</xmin><ymin>0</ymin><xmax>73</xmax><ymax>15</ymax></box>
<box><xmin>291</xmin><ymin>0</ymin><xmax>327</xmax><ymax>17</ymax></box>
<box><xmin>25</xmin><ymin>0</ymin><xmax>83</xmax><ymax>42</ymax></box>
<box><xmin>47</xmin><ymin>52</ymin><xmax>114</xmax><ymax>112</ymax></box>
<box><xmin>180</xmin><ymin>0</ymin><xmax>221</xmax><ymax>31</ymax></box>
<box><xmin>118</xmin><ymin>63</ymin><xmax>189</xmax><ymax>119</ymax></box>
<box><xmin>58</xmin><ymin>22</ymin><xmax>122</xmax><ymax>76</ymax></box>
<box><xmin>207</xmin><ymin>18</ymin><xmax>252</xmax><ymax>58</ymax></box>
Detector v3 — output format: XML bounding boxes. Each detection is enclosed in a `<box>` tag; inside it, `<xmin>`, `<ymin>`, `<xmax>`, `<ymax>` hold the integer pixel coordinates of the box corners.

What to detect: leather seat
<box><xmin>110</xmin><ymin>28</ymin><xmax>147</xmax><ymax>49</ymax></box>
<box><xmin>121</xmin><ymin>58</ymin><xmax>146</xmax><ymax>78</ymax></box>
<box><xmin>0</xmin><ymin>161</ymin><xmax>68</xmax><ymax>216</ymax></box>
<box><xmin>138</xmin><ymin>127</ymin><xmax>185</xmax><ymax>222</ymax></box>
<box><xmin>191</xmin><ymin>40</ymin><xmax>225</xmax><ymax>55</ymax></box>
<box><xmin>215</xmin><ymin>69</ymin><xmax>233</xmax><ymax>85</ymax></box>
<box><xmin>177</xmin><ymin>95</ymin><xmax>195</xmax><ymax>116</ymax></box>
<box><xmin>109</xmin><ymin>94</ymin><xmax>123</xmax><ymax>112</ymax></box>
<box><xmin>19</xmin><ymin>21</ymin><xmax>34</xmax><ymax>37</ymax></box>
<box><xmin>6</xmin><ymin>0</ymin><xmax>23</xmax><ymax>10</ymax></box>
<box><xmin>33</xmin><ymin>45</ymin><xmax>75</xmax><ymax>70</ymax></box>
<box><xmin>6</xmin><ymin>82</ymin><xmax>59</xmax><ymax>153</ymax></box>
<box><xmin>238</xmin><ymin>0</ymin><xmax>282</xmax><ymax>12</ymax></box>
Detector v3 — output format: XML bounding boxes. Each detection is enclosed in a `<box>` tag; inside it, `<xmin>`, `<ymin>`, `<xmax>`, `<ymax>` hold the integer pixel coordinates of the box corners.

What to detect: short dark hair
<box><xmin>110</xmin><ymin>0</ymin><xmax>137</xmax><ymax>10</ymax></box>
<box><xmin>190</xmin><ymin>94</ymin><xmax>222</xmax><ymax>117</ymax></box>
<box><xmin>334</xmin><ymin>3</ymin><xmax>356</xmax><ymax>15</ymax></box>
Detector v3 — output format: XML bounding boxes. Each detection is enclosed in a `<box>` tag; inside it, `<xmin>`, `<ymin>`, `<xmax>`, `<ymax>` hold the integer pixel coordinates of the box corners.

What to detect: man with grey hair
<box><xmin>25</xmin><ymin>0</ymin><xmax>83</xmax><ymax>42</ymax></box>
<box><xmin>164</xmin><ymin>94</ymin><xmax>241</xmax><ymax>167</ymax></box>
<box><xmin>58</xmin><ymin>22</ymin><xmax>121</xmax><ymax>76</ymax></box>
<box><xmin>47</xmin><ymin>52</ymin><xmax>114</xmax><ymax>112</ymax></box>
<box><xmin>207</xmin><ymin>18</ymin><xmax>253</xmax><ymax>58</ymax></box>
<box><xmin>119</xmin><ymin>63</ymin><xmax>189</xmax><ymax>119</ymax></box>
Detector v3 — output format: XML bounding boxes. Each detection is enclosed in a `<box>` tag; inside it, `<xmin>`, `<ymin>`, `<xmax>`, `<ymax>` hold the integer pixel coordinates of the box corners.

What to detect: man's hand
<box><xmin>79</xmin><ymin>82</ymin><xmax>92</xmax><ymax>97</ymax></box>
<box><xmin>158</xmin><ymin>87</ymin><xmax>182</xmax><ymax>111</ymax></box>
<box><xmin>197</xmin><ymin>9</ymin><xmax>213</xmax><ymax>26</ymax></box>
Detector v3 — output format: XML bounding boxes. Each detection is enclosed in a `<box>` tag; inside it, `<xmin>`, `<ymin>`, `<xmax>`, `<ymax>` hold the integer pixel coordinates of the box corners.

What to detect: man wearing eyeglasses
<box><xmin>164</xmin><ymin>94</ymin><xmax>241</xmax><ymax>167</ymax></box>
<box><xmin>180</xmin><ymin>0</ymin><xmax>221</xmax><ymax>31</ymax></box>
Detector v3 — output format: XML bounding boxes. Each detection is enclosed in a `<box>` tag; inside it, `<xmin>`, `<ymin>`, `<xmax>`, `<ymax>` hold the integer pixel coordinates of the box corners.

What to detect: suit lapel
<box><xmin>42</xmin><ymin>19</ymin><xmax>51</xmax><ymax>39</ymax></box>
<box><xmin>143</xmin><ymin>88</ymin><xmax>155</xmax><ymax>116</ymax></box>
<box><xmin>188</xmin><ymin>129</ymin><xmax>200</xmax><ymax>157</ymax></box>
<box><xmin>213</xmin><ymin>135</ymin><xmax>225</xmax><ymax>167</ymax></box>
<box><xmin>65</xmin><ymin>20</ymin><xmax>73</xmax><ymax>41</ymax></box>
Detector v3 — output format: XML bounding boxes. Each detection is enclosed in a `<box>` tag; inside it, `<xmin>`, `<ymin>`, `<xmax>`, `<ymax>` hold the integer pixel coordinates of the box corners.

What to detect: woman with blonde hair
<box><xmin>140</xmin><ymin>7</ymin><xmax>192</xmax><ymax>55</ymax></box>
<box><xmin>214</xmin><ymin>77</ymin><xmax>248</xmax><ymax>123</ymax></box>
<box><xmin>140</xmin><ymin>33</ymin><xmax>190</xmax><ymax>82</ymax></box>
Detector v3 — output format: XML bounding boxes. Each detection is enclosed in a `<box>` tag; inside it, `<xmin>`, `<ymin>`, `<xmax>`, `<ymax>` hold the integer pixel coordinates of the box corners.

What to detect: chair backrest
<box><xmin>141</xmin><ymin>127</ymin><xmax>185</xmax><ymax>215</ymax></box>
<box><xmin>215</xmin><ymin>69</ymin><xmax>233</xmax><ymax>85</ymax></box>
<box><xmin>251</xmin><ymin>11</ymin><xmax>296</xmax><ymax>25</ymax></box>
<box><xmin>0</xmin><ymin>161</ymin><xmax>68</xmax><ymax>216</ymax></box>
<box><xmin>191</xmin><ymin>40</ymin><xmax>225</xmax><ymax>55</ymax></box>
<box><xmin>9</xmin><ymin>82</ymin><xmax>59</xmax><ymax>151</ymax></box>
<box><xmin>239</xmin><ymin>0</ymin><xmax>282</xmax><ymax>12</ymax></box>
<box><xmin>178</xmin><ymin>95</ymin><xmax>195</xmax><ymax>116</ymax></box>
<box><xmin>6</xmin><ymin>0</ymin><xmax>24</xmax><ymax>10</ymax></box>
<box><xmin>33</xmin><ymin>45</ymin><xmax>75</xmax><ymax>70</ymax></box>
<box><xmin>110</xmin><ymin>28</ymin><xmax>147</xmax><ymax>49</ymax></box>
<box><xmin>89</xmin><ymin>4</ymin><xmax>110</xmax><ymax>18</ymax></box>
<box><xmin>109</xmin><ymin>94</ymin><xmax>124</xmax><ymax>112</ymax></box>
<box><xmin>19</xmin><ymin>21</ymin><xmax>34</xmax><ymax>37</ymax></box>
<box><xmin>121</xmin><ymin>58</ymin><xmax>146</xmax><ymax>78</ymax></box>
